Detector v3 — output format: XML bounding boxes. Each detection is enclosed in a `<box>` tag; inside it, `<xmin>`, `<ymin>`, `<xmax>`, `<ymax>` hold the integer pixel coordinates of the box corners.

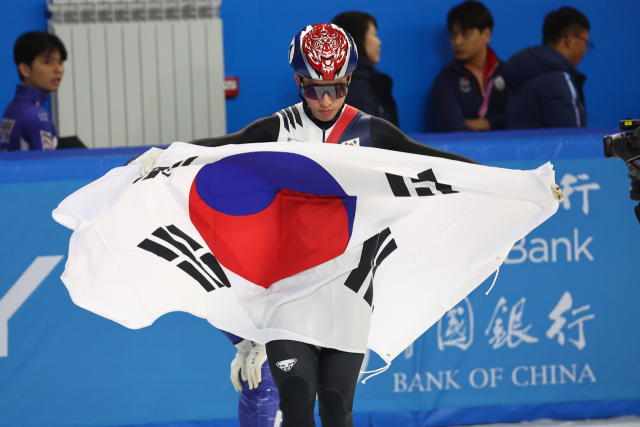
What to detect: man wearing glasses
<box><xmin>137</xmin><ymin>22</ymin><xmax>475</xmax><ymax>427</ymax></box>
<box><xmin>503</xmin><ymin>6</ymin><xmax>591</xmax><ymax>129</ymax></box>
<box><xmin>146</xmin><ymin>23</ymin><xmax>477</xmax><ymax>164</ymax></box>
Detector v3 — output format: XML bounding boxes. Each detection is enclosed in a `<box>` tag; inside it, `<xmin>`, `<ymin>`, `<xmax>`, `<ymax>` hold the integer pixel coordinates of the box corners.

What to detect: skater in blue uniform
<box><xmin>1</xmin><ymin>31</ymin><xmax>66</xmax><ymax>152</ymax></box>
<box><xmin>222</xmin><ymin>331</ymin><xmax>281</xmax><ymax>427</ymax></box>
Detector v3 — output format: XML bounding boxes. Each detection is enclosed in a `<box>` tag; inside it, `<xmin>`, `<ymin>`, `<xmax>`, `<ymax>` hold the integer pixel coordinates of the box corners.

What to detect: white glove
<box><xmin>245</xmin><ymin>343</ymin><xmax>268</xmax><ymax>390</ymax></box>
<box><xmin>137</xmin><ymin>147</ymin><xmax>164</xmax><ymax>176</ymax></box>
<box><xmin>230</xmin><ymin>339</ymin><xmax>252</xmax><ymax>392</ymax></box>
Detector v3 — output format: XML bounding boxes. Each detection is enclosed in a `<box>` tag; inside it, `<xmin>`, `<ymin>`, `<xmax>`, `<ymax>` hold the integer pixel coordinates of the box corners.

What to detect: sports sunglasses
<box><xmin>299</xmin><ymin>81</ymin><xmax>349</xmax><ymax>100</ymax></box>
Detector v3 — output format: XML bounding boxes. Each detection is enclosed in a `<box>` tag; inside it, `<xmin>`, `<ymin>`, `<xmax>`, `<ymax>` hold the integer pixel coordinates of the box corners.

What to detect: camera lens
<box><xmin>603</xmin><ymin>136</ymin><xmax>618</xmax><ymax>158</ymax></box>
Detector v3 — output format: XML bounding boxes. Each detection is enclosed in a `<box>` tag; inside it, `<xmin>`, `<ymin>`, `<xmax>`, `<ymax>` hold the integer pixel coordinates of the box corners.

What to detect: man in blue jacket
<box><xmin>430</xmin><ymin>1</ymin><xmax>507</xmax><ymax>133</ymax></box>
<box><xmin>503</xmin><ymin>7</ymin><xmax>591</xmax><ymax>129</ymax></box>
<box><xmin>1</xmin><ymin>31</ymin><xmax>66</xmax><ymax>152</ymax></box>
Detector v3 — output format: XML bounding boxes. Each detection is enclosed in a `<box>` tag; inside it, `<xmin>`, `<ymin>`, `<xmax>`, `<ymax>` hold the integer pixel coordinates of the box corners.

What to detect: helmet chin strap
<box><xmin>296</xmin><ymin>73</ymin><xmax>306</xmax><ymax>102</ymax></box>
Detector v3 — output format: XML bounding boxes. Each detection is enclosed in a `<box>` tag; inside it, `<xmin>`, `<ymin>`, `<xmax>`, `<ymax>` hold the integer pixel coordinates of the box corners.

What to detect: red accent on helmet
<box><xmin>302</xmin><ymin>24</ymin><xmax>349</xmax><ymax>81</ymax></box>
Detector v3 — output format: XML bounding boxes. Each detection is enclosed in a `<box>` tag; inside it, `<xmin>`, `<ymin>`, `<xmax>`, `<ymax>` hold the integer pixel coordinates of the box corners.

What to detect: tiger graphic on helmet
<box><xmin>289</xmin><ymin>23</ymin><xmax>358</xmax><ymax>81</ymax></box>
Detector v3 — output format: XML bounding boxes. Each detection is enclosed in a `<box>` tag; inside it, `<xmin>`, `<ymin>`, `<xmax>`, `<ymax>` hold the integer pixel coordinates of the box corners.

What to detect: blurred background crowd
<box><xmin>0</xmin><ymin>0</ymin><xmax>638</xmax><ymax>152</ymax></box>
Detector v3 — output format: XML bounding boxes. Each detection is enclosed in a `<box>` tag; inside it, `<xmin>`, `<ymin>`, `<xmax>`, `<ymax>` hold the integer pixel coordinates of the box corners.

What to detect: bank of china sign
<box><xmin>392</xmin><ymin>171</ymin><xmax>599</xmax><ymax>395</ymax></box>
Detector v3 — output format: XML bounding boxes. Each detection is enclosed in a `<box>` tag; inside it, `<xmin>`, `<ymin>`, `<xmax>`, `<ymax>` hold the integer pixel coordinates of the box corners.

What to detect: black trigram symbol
<box><xmin>385</xmin><ymin>168</ymin><xmax>458</xmax><ymax>197</ymax></box>
<box><xmin>137</xmin><ymin>224</ymin><xmax>230</xmax><ymax>292</ymax></box>
<box><xmin>343</xmin><ymin>228</ymin><xmax>397</xmax><ymax>307</ymax></box>
<box><xmin>133</xmin><ymin>156</ymin><xmax>198</xmax><ymax>184</ymax></box>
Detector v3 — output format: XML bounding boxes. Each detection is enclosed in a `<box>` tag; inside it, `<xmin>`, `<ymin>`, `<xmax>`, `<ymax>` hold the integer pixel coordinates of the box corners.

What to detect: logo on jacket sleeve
<box><xmin>40</xmin><ymin>130</ymin><xmax>56</xmax><ymax>150</ymax></box>
<box><xmin>341</xmin><ymin>137</ymin><xmax>360</xmax><ymax>146</ymax></box>
<box><xmin>459</xmin><ymin>77</ymin><xmax>471</xmax><ymax>94</ymax></box>
<box><xmin>0</xmin><ymin>119</ymin><xmax>15</xmax><ymax>143</ymax></box>
<box><xmin>276</xmin><ymin>358</ymin><xmax>297</xmax><ymax>372</ymax></box>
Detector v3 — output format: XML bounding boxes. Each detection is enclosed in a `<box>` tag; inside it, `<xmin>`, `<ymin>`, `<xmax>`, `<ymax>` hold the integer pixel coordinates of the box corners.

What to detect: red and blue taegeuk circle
<box><xmin>189</xmin><ymin>152</ymin><xmax>356</xmax><ymax>288</ymax></box>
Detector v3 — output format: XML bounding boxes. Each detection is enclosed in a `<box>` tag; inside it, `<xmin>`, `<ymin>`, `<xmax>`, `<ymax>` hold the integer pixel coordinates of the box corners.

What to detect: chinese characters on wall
<box><xmin>434</xmin><ymin>293</ymin><xmax>594</xmax><ymax>352</ymax></box>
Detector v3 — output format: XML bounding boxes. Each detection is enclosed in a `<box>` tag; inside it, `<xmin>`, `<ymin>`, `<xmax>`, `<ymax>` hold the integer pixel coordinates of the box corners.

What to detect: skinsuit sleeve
<box><xmin>370</xmin><ymin>117</ymin><xmax>479</xmax><ymax>164</ymax></box>
<box><xmin>190</xmin><ymin>115</ymin><xmax>280</xmax><ymax>147</ymax></box>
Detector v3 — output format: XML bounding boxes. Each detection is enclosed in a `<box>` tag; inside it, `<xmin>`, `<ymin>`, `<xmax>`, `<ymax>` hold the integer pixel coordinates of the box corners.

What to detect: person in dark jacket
<box><xmin>332</xmin><ymin>11</ymin><xmax>400</xmax><ymax>128</ymax></box>
<box><xmin>503</xmin><ymin>6</ymin><xmax>591</xmax><ymax>129</ymax></box>
<box><xmin>431</xmin><ymin>1</ymin><xmax>507</xmax><ymax>133</ymax></box>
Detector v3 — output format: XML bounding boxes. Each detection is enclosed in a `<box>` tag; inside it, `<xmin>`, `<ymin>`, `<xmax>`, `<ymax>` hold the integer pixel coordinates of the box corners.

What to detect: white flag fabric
<box><xmin>53</xmin><ymin>142</ymin><xmax>559</xmax><ymax>364</ymax></box>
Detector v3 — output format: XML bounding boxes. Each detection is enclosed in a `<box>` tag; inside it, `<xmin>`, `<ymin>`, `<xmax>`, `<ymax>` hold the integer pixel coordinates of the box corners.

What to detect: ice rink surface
<box><xmin>469</xmin><ymin>417</ymin><xmax>640</xmax><ymax>427</ymax></box>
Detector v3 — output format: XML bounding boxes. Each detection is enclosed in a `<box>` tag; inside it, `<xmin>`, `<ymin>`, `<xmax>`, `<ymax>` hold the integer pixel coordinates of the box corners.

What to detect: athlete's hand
<box><xmin>245</xmin><ymin>343</ymin><xmax>268</xmax><ymax>390</ymax></box>
<box><xmin>137</xmin><ymin>147</ymin><xmax>164</xmax><ymax>176</ymax></box>
<box><xmin>230</xmin><ymin>339</ymin><xmax>252</xmax><ymax>392</ymax></box>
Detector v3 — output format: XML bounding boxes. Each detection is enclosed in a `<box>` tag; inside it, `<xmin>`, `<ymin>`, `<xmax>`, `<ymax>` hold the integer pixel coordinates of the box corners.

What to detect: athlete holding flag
<box><xmin>137</xmin><ymin>23</ymin><xmax>477</xmax><ymax>427</ymax></box>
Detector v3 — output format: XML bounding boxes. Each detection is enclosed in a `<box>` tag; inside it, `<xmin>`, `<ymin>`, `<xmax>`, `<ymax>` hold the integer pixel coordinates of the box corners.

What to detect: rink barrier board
<box><xmin>0</xmin><ymin>127</ymin><xmax>616</xmax><ymax>184</ymax></box>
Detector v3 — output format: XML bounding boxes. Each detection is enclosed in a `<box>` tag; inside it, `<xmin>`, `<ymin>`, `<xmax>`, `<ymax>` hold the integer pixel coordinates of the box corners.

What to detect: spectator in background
<box><xmin>503</xmin><ymin>7</ymin><xmax>591</xmax><ymax>129</ymax></box>
<box><xmin>332</xmin><ymin>11</ymin><xmax>400</xmax><ymax>128</ymax></box>
<box><xmin>1</xmin><ymin>31</ymin><xmax>66</xmax><ymax>152</ymax></box>
<box><xmin>430</xmin><ymin>1</ymin><xmax>507</xmax><ymax>133</ymax></box>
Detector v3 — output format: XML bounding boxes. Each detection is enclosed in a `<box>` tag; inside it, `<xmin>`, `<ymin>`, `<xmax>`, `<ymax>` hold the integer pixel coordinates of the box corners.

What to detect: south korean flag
<box><xmin>53</xmin><ymin>141</ymin><xmax>559</xmax><ymax>363</ymax></box>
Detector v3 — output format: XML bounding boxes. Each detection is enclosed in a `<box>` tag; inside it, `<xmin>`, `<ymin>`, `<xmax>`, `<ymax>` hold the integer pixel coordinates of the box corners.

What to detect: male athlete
<box><xmin>138</xmin><ymin>23</ymin><xmax>477</xmax><ymax>427</ymax></box>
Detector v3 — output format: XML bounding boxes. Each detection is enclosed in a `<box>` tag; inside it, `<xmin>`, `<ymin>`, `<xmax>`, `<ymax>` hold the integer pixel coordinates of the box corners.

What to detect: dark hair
<box><xmin>14</xmin><ymin>31</ymin><xmax>67</xmax><ymax>81</ymax></box>
<box><xmin>542</xmin><ymin>6</ymin><xmax>590</xmax><ymax>46</ymax></box>
<box><xmin>447</xmin><ymin>1</ymin><xmax>494</xmax><ymax>33</ymax></box>
<box><xmin>332</xmin><ymin>11</ymin><xmax>377</xmax><ymax>63</ymax></box>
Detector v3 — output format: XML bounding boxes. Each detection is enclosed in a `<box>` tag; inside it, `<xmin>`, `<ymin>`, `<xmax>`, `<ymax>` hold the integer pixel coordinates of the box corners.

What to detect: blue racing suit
<box><xmin>1</xmin><ymin>85</ymin><xmax>58</xmax><ymax>152</ymax></box>
<box><xmin>221</xmin><ymin>331</ymin><xmax>280</xmax><ymax>427</ymax></box>
<box><xmin>238</xmin><ymin>361</ymin><xmax>280</xmax><ymax>427</ymax></box>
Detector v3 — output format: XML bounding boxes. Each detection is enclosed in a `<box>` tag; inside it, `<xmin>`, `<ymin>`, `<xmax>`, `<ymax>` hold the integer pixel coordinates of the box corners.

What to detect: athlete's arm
<box><xmin>189</xmin><ymin>115</ymin><xmax>280</xmax><ymax>147</ymax></box>
<box><xmin>220</xmin><ymin>330</ymin><xmax>243</xmax><ymax>345</ymax></box>
<box><xmin>370</xmin><ymin>117</ymin><xmax>479</xmax><ymax>165</ymax></box>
